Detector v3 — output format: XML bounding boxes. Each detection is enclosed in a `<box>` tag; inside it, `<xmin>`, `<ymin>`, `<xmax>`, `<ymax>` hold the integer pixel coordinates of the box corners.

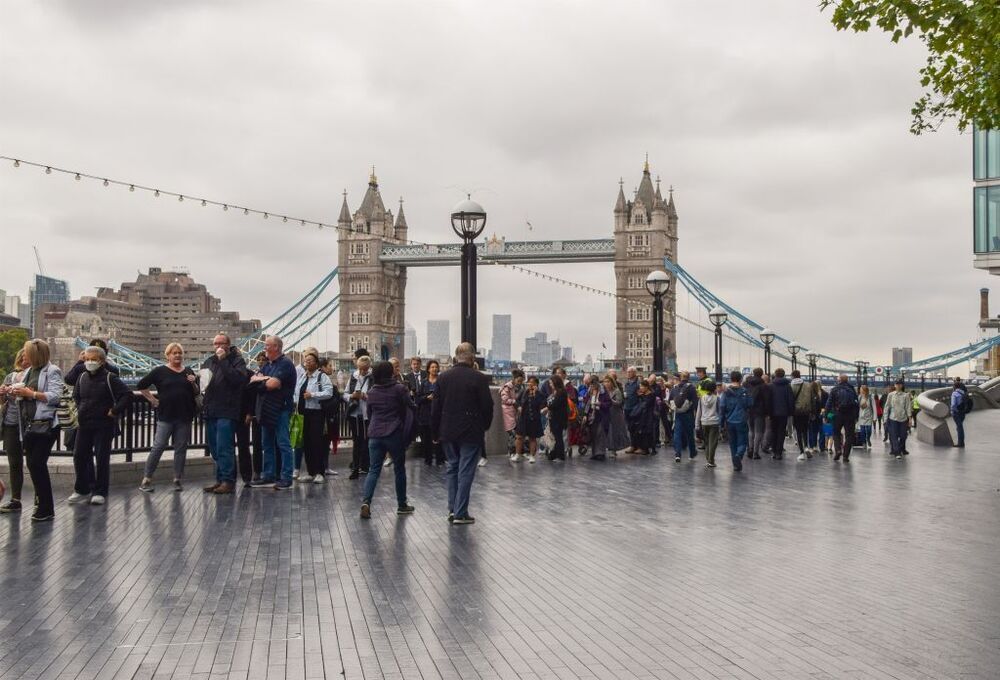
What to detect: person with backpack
<box><xmin>824</xmin><ymin>374</ymin><xmax>859</xmax><ymax>462</ymax></box>
<box><xmin>719</xmin><ymin>371</ymin><xmax>753</xmax><ymax>471</ymax></box>
<box><xmin>745</xmin><ymin>368</ymin><xmax>769</xmax><ymax>460</ymax></box>
<box><xmin>857</xmin><ymin>385</ymin><xmax>875</xmax><ymax>450</ymax></box>
<box><xmin>342</xmin><ymin>354</ymin><xmax>373</xmax><ymax>480</ymax></box>
<box><xmin>67</xmin><ymin>345</ymin><xmax>131</xmax><ymax>506</ymax></box>
<box><xmin>768</xmin><ymin>368</ymin><xmax>795</xmax><ymax>460</ymax></box>
<box><xmin>883</xmin><ymin>379</ymin><xmax>911</xmax><ymax>459</ymax></box>
<box><xmin>294</xmin><ymin>351</ymin><xmax>334</xmax><ymax>483</ymax></box>
<box><xmin>807</xmin><ymin>381</ymin><xmax>826</xmax><ymax>454</ymax></box>
<box><xmin>950</xmin><ymin>378</ymin><xmax>971</xmax><ymax>448</ymax></box>
<box><xmin>669</xmin><ymin>371</ymin><xmax>698</xmax><ymax>462</ymax></box>
<box><xmin>790</xmin><ymin>370</ymin><xmax>813</xmax><ymax>461</ymax></box>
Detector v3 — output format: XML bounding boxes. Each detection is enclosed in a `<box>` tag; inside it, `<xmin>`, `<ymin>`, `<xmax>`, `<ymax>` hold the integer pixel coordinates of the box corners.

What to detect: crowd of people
<box><xmin>0</xmin><ymin>336</ymin><xmax>975</xmax><ymax>524</ymax></box>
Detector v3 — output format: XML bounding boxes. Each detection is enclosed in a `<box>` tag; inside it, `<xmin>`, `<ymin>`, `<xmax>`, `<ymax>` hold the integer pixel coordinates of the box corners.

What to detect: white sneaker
<box><xmin>384</xmin><ymin>458</ymin><xmax>393</xmax><ymax>467</ymax></box>
<box><xmin>324</xmin><ymin>468</ymin><xmax>339</xmax><ymax>476</ymax></box>
<box><xmin>478</xmin><ymin>458</ymin><xmax>487</xmax><ymax>467</ymax></box>
<box><xmin>797</xmin><ymin>453</ymin><xmax>806</xmax><ymax>462</ymax></box>
<box><xmin>313</xmin><ymin>474</ymin><xmax>325</xmax><ymax>484</ymax></box>
<box><xmin>528</xmin><ymin>455</ymin><xmax>536</xmax><ymax>464</ymax></box>
<box><xmin>67</xmin><ymin>492</ymin><xmax>89</xmax><ymax>504</ymax></box>
<box><xmin>90</xmin><ymin>495</ymin><xmax>105</xmax><ymax>505</ymax></box>
<box><xmin>292</xmin><ymin>470</ymin><xmax>300</xmax><ymax>480</ymax></box>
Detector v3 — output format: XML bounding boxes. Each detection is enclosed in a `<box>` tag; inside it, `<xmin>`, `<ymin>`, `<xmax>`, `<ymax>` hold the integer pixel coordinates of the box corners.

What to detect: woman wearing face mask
<box><xmin>136</xmin><ymin>343</ymin><xmax>199</xmax><ymax>492</ymax></box>
<box><xmin>67</xmin><ymin>346</ymin><xmax>132</xmax><ymax>506</ymax></box>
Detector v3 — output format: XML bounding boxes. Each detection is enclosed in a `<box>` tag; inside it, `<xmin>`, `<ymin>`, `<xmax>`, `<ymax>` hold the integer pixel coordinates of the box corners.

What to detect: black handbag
<box><xmin>24</xmin><ymin>419</ymin><xmax>53</xmax><ymax>439</ymax></box>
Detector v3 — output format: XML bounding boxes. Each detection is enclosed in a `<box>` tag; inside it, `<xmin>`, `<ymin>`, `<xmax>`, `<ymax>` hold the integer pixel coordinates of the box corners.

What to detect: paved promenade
<box><xmin>1</xmin><ymin>413</ymin><xmax>998</xmax><ymax>680</ymax></box>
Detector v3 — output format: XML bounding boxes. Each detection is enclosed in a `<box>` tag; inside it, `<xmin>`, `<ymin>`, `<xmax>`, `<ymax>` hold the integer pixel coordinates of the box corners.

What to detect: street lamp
<box><xmin>709</xmin><ymin>304</ymin><xmax>728</xmax><ymax>383</ymax></box>
<box><xmin>919</xmin><ymin>370</ymin><xmax>927</xmax><ymax>391</ymax></box>
<box><xmin>645</xmin><ymin>270</ymin><xmax>671</xmax><ymax>372</ymax></box>
<box><xmin>787</xmin><ymin>341</ymin><xmax>801</xmax><ymax>373</ymax></box>
<box><xmin>451</xmin><ymin>195</ymin><xmax>487</xmax><ymax>348</ymax></box>
<box><xmin>805</xmin><ymin>352</ymin><xmax>818</xmax><ymax>381</ymax></box>
<box><xmin>854</xmin><ymin>359</ymin><xmax>865</xmax><ymax>387</ymax></box>
<box><xmin>862</xmin><ymin>360</ymin><xmax>870</xmax><ymax>385</ymax></box>
<box><xmin>760</xmin><ymin>328</ymin><xmax>775</xmax><ymax>374</ymax></box>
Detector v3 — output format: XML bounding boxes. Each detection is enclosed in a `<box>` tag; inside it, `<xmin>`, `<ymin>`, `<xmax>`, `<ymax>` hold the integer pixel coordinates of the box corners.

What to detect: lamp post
<box><xmin>854</xmin><ymin>360</ymin><xmax>865</xmax><ymax>387</ymax></box>
<box><xmin>862</xmin><ymin>360</ymin><xmax>870</xmax><ymax>385</ymax></box>
<box><xmin>787</xmin><ymin>341</ymin><xmax>801</xmax><ymax>373</ymax></box>
<box><xmin>805</xmin><ymin>352</ymin><xmax>818</xmax><ymax>381</ymax></box>
<box><xmin>709</xmin><ymin>305</ymin><xmax>728</xmax><ymax>384</ymax></box>
<box><xmin>936</xmin><ymin>372</ymin><xmax>943</xmax><ymax>386</ymax></box>
<box><xmin>451</xmin><ymin>196</ymin><xmax>487</xmax><ymax>348</ymax></box>
<box><xmin>919</xmin><ymin>370</ymin><xmax>927</xmax><ymax>391</ymax></box>
<box><xmin>760</xmin><ymin>328</ymin><xmax>775</xmax><ymax>375</ymax></box>
<box><xmin>645</xmin><ymin>271</ymin><xmax>671</xmax><ymax>373</ymax></box>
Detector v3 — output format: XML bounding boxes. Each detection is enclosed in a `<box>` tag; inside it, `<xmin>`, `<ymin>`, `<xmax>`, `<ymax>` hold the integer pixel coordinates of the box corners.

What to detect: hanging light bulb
<box><xmin>282</xmin><ymin>216</ymin><xmax>287</xmax><ymax>223</ymax></box>
<box><xmin>74</xmin><ymin>173</ymin><xmax>81</xmax><ymax>181</ymax></box>
<box><xmin>129</xmin><ymin>184</ymin><xmax>135</xmax><ymax>192</ymax></box>
<box><xmin>223</xmin><ymin>204</ymin><xmax>228</xmax><ymax>211</ymax></box>
<box><xmin>300</xmin><ymin>220</ymin><xmax>305</xmax><ymax>226</ymax></box>
<box><xmin>243</xmin><ymin>208</ymin><xmax>249</xmax><ymax>215</ymax></box>
<box><xmin>103</xmin><ymin>179</ymin><xmax>109</xmax><ymax>187</ymax></box>
<box><xmin>154</xmin><ymin>190</ymin><xmax>160</xmax><ymax>197</ymax></box>
<box><xmin>45</xmin><ymin>167</ymin><xmax>51</xmax><ymax>174</ymax></box>
<box><xmin>13</xmin><ymin>159</ymin><xmax>19</xmax><ymax>168</ymax></box>
<box><xmin>178</xmin><ymin>195</ymin><xmax>184</xmax><ymax>202</ymax></box>
<box><xmin>201</xmin><ymin>199</ymin><xmax>207</xmax><ymax>207</ymax></box>
<box><xmin>263</xmin><ymin>213</ymin><xmax>268</xmax><ymax>219</ymax></box>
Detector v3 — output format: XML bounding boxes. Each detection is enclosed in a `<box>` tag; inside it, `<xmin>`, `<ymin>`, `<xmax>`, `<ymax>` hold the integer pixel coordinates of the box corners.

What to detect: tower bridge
<box><xmin>378</xmin><ymin>238</ymin><xmax>616</xmax><ymax>267</ymax></box>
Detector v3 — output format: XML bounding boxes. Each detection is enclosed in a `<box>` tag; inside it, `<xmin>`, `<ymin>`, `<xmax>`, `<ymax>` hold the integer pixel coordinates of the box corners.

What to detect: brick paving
<box><xmin>0</xmin><ymin>412</ymin><xmax>998</xmax><ymax>680</ymax></box>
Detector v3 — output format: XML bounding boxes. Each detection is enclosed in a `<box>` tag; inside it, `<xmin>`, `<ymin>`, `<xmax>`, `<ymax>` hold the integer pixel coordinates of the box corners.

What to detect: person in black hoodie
<box><xmin>745</xmin><ymin>368</ymin><xmax>769</xmax><ymax>460</ymax></box>
<box><xmin>545</xmin><ymin>375</ymin><xmax>569</xmax><ymax>461</ymax></box>
<box><xmin>66</xmin><ymin>346</ymin><xmax>131</xmax><ymax>506</ymax></box>
<box><xmin>767</xmin><ymin>368</ymin><xmax>795</xmax><ymax>459</ymax></box>
<box><xmin>62</xmin><ymin>338</ymin><xmax>121</xmax><ymax>386</ymax></box>
<box><xmin>201</xmin><ymin>334</ymin><xmax>248</xmax><ymax>494</ymax></box>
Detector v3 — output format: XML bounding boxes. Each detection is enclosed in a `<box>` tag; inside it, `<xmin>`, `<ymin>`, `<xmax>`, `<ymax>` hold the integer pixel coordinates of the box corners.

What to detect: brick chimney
<box><xmin>981</xmin><ymin>288</ymin><xmax>990</xmax><ymax>321</ymax></box>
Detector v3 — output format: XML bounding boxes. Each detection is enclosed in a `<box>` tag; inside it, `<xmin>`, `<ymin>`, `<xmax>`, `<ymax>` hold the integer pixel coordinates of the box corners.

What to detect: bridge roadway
<box><xmin>379</xmin><ymin>238</ymin><xmax>616</xmax><ymax>266</ymax></box>
<box><xmin>0</xmin><ymin>413</ymin><xmax>997</xmax><ymax>679</ymax></box>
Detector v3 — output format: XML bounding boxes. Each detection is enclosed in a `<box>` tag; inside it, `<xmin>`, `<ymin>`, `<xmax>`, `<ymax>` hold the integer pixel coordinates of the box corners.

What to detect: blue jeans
<box><xmin>673</xmin><ymin>411</ymin><xmax>696</xmax><ymax>458</ymax></box>
<box><xmin>362</xmin><ymin>430</ymin><xmax>408</xmax><ymax>506</ymax></box>
<box><xmin>727</xmin><ymin>422</ymin><xmax>748</xmax><ymax>468</ymax></box>
<box><xmin>886</xmin><ymin>419</ymin><xmax>908</xmax><ymax>455</ymax></box>
<box><xmin>952</xmin><ymin>411</ymin><xmax>965</xmax><ymax>446</ymax></box>
<box><xmin>443</xmin><ymin>440</ymin><xmax>482</xmax><ymax>519</ymax></box>
<box><xmin>261</xmin><ymin>408</ymin><xmax>294</xmax><ymax>483</ymax></box>
<box><xmin>205</xmin><ymin>417</ymin><xmax>236</xmax><ymax>483</ymax></box>
<box><xmin>859</xmin><ymin>424</ymin><xmax>872</xmax><ymax>446</ymax></box>
<box><xmin>807</xmin><ymin>419</ymin><xmax>821</xmax><ymax>449</ymax></box>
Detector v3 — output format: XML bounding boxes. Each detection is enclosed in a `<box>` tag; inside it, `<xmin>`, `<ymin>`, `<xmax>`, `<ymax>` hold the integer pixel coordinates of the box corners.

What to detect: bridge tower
<box><xmin>614</xmin><ymin>158</ymin><xmax>678</xmax><ymax>372</ymax></box>
<box><xmin>337</xmin><ymin>169</ymin><xmax>407</xmax><ymax>360</ymax></box>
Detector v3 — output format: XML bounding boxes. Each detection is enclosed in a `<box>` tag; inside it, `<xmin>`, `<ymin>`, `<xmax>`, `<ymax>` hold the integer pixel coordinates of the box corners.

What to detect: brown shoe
<box><xmin>213</xmin><ymin>482</ymin><xmax>235</xmax><ymax>494</ymax></box>
<box><xmin>203</xmin><ymin>482</ymin><xmax>220</xmax><ymax>493</ymax></box>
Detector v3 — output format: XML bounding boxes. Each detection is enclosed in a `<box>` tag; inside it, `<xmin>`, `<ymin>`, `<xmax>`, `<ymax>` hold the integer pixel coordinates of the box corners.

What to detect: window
<box><xmin>349</xmin><ymin>311</ymin><xmax>371</xmax><ymax>325</ymax></box>
<box><xmin>974</xmin><ymin>185</ymin><xmax>1000</xmax><ymax>253</ymax></box>
<box><xmin>626</xmin><ymin>275</ymin><xmax>642</xmax><ymax>290</ymax></box>
<box><xmin>627</xmin><ymin>307</ymin><xmax>651</xmax><ymax>322</ymax></box>
<box><xmin>974</xmin><ymin>127</ymin><xmax>1000</xmax><ymax>181</ymax></box>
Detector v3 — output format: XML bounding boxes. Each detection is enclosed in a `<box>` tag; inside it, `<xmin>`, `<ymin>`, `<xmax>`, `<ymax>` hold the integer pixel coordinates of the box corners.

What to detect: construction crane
<box><xmin>33</xmin><ymin>245</ymin><xmax>46</xmax><ymax>276</ymax></box>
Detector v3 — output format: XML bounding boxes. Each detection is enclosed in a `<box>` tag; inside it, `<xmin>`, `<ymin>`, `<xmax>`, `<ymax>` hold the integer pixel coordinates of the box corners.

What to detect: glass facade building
<box><xmin>974</xmin><ymin>127</ymin><xmax>1000</xmax><ymax>274</ymax></box>
<box><xmin>28</xmin><ymin>274</ymin><xmax>70</xmax><ymax>334</ymax></box>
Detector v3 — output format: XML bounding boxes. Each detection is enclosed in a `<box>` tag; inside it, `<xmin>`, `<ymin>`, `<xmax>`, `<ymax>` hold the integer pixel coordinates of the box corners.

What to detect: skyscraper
<box><xmin>427</xmin><ymin>320</ymin><xmax>451</xmax><ymax>356</ymax></box>
<box><xmin>491</xmin><ymin>314</ymin><xmax>511</xmax><ymax>362</ymax></box>
<box><xmin>29</xmin><ymin>274</ymin><xmax>70</xmax><ymax>335</ymax></box>
<box><xmin>404</xmin><ymin>325</ymin><xmax>418</xmax><ymax>358</ymax></box>
<box><xmin>891</xmin><ymin>347</ymin><xmax>913</xmax><ymax>367</ymax></box>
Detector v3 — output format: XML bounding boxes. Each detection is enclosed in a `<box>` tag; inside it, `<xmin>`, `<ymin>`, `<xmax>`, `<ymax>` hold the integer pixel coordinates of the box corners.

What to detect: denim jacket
<box><xmin>294</xmin><ymin>370</ymin><xmax>333</xmax><ymax>411</ymax></box>
<box><xmin>27</xmin><ymin>363</ymin><xmax>65</xmax><ymax>425</ymax></box>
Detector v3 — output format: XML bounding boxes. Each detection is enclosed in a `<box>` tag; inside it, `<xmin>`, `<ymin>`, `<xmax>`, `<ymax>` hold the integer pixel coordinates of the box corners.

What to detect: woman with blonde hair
<box><xmin>9</xmin><ymin>339</ymin><xmax>64</xmax><ymax>521</ymax></box>
<box><xmin>0</xmin><ymin>349</ymin><xmax>28</xmax><ymax>513</ymax></box>
<box><xmin>136</xmin><ymin>343</ymin><xmax>200</xmax><ymax>492</ymax></box>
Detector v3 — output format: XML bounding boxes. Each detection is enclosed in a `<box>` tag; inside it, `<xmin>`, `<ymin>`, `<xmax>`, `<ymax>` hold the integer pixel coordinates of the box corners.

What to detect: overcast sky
<box><xmin>0</xmin><ymin>0</ymin><xmax>991</xmax><ymax>370</ymax></box>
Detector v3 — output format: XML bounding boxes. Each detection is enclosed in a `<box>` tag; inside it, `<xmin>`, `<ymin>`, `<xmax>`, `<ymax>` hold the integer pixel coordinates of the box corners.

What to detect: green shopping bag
<box><xmin>289</xmin><ymin>412</ymin><xmax>305</xmax><ymax>449</ymax></box>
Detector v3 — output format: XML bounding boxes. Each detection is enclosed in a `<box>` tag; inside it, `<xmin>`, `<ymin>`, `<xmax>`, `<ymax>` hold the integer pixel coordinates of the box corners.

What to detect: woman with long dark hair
<box><xmin>545</xmin><ymin>375</ymin><xmax>569</xmax><ymax>461</ymax></box>
<box><xmin>360</xmin><ymin>361</ymin><xmax>416</xmax><ymax>519</ymax></box>
<box><xmin>415</xmin><ymin>359</ymin><xmax>443</xmax><ymax>465</ymax></box>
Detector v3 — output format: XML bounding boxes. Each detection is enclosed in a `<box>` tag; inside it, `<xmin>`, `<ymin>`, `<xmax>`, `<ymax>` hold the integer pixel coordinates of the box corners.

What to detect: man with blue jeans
<box><xmin>432</xmin><ymin>342</ymin><xmax>494</xmax><ymax>525</ymax></box>
<box><xmin>250</xmin><ymin>336</ymin><xmax>297</xmax><ymax>489</ymax></box>
<box><xmin>720</xmin><ymin>371</ymin><xmax>753</xmax><ymax>471</ymax></box>
<box><xmin>201</xmin><ymin>334</ymin><xmax>247</xmax><ymax>494</ymax></box>
<box><xmin>950</xmin><ymin>378</ymin><xmax>969</xmax><ymax>448</ymax></box>
<box><xmin>669</xmin><ymin>372</ymin><xmax>698</xmax><ymax>461</ymax></box>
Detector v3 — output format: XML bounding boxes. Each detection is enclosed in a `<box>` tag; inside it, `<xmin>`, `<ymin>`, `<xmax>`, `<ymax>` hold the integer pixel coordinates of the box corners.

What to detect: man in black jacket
<box><xmin>767</xmin><ymin>368</ymin><xmax>795</xmax><ymax>459</ymax></box>
<box><xmin>201</xmin><ymin>334</ymin><xmax>247</xmax><ymax>494</ymax></box>
<box><xmin>824</xmin><ymin>374</ymin><xmax>859</xmax><ymax>461</ymax></box>
<box><xmin>431</xmin><ymin>342</ymin><xmax>493</xmax><ymax>525</ymax></box>
<box><xmin>403</xmin><ymin>357</ymin><xmax>427</xmax><ymax>398</ymax></box>
<box><xmin>745</xmin><ymin>368</ymin><xmax>769</xmax><ymax>460</ymax></box>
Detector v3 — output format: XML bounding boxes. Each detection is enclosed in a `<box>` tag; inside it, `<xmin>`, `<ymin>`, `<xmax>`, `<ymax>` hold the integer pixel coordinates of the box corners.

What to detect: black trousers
<box><xmin>792</xmin><ymin>414</ymin><xmax>810</xmax><ymax>453</ymax></box>
<box><xmin>349</xmin><ymin>417</ymin><xmax>369</xmax><ymax>472</ymax></box>
<box><xmin>74</xmin><ymin>424</ymin><xmax>115</xmax><ymax>497</ymax></box>
<box><xmin>770</xmin><ymin>416</ymin><xmax>788</xmax><ymax>455</ymax></box>
<box><xmin>550</xmin><ymin>422</ymin><xmax>566</xmax><ymax>459</ymax></box>
<box><xmin>833</xmin><ymin>415</ymin><xmax>857</xmax><ymax>456</ymax></box>
<box><xmin>236</xmin><ymin>418</ymin><xmax>264</xmax><ymax>483</ymax></box>
<box><xmin>418</xmin><ymin>423</ymin><xmax>443</xmax><ymax>464</ymax></box>
<box><xmin>302</xmin><ymin>410</ymin><xmax>327</xmax><ymax>476</ymax></box>
<box><xmin>2</xmin><ymin>423</ymin><xmax>24</xmax><ymax>500</ymax></box>
<box><xmin>24</xmin><ymin>431</ymin><xmax>56</xmax><ymax>515</ymax></box>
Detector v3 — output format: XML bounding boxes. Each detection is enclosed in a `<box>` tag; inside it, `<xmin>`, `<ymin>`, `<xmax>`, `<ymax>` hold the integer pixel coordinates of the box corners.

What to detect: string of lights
<box><xmin>3</xmin><ymin>153</ymin><xmax>755</xmax><ymax>350</ymax></box>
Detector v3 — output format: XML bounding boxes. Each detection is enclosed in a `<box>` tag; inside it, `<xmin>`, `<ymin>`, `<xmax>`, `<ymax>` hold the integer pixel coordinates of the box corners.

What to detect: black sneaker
<box><xmin>397</xmin><ymin>504</ymin><xmax>415</xmax><ymax>515</ymax></box>
<box><xmin>348</xmin><ymin>470</ymin><xmax>360</xmax><ymax>480</ymax></box>
<box><xmin>249</xmin><ymin>478</ymin><xmax>276</xmax><ymax>488</ymax></box>
<box><xmin>447</xmin><ymin>513</ymin><xmax>454</xmax><ymax>523</ymax></box>
<box><xmin>30</xmin><ymin>512</ymin><xmax>54</xmax><ymax>522</ymax></box>
<box><xmin>0</xmin><ymin>500</ymin><xmax>22</xmax><ymax>513</ymax></box>
<box><xmin>452</xmin><ymin>516</ymin><xmax>475</xmax><ymax>525</ymax></box>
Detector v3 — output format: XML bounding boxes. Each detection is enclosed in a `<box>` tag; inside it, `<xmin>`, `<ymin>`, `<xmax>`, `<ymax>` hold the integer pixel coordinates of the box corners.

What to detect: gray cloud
<box><xmin>0</xmin><ymin>0</ymin><xmax>991</xmax><ymax>370</ymax></box>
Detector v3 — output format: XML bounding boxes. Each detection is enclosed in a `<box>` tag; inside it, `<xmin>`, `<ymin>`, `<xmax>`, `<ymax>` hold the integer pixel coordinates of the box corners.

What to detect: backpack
<box><xmin>566</xmin><ymin>396</ymin><xmax>578</xmax><ymax>424</ymax></box>
<box><xmin>792</xmin><ymin>383</ymin><xmax>812</xmax><ymax>416</ymax></box>
<box><xmin>958</xmin><ymin>389</ymin><xmax>973</xmax><ymax>415</ymax></box>
<box><xmin>836</xmin><ymin>386</ymin><xmax>859</xmax><ymax>415</ymax></box>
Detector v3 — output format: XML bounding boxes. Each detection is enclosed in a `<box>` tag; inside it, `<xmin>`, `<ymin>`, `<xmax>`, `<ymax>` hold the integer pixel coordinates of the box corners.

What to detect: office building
<box><xmin>404</xmin><ymin>325</ymin><xmax>418</xmax><ymax>358</ymax></box>
<box><xmin>427</xmin><ymin>319</ymin><xmax>451</xmax><ymax>356</ymax></box>
<box><xmin>974</xmin><ymin>127</ymin><xmax>1000</xmax><ymax>275</ymax></box>
<box><xmin>521</xmin><ymin>332</ymin><xmax>561</xmax><ymax>367</ymax></box>
<box><xmin>29</xmin><ymin>274</ymin><xmax>70</xmax><ymax>334</ymax></box>
<box><xmin>490</xmin><ymin>314</ymin><xmax>511</xmax><ymax>362</ymax></box>
<box><xmin>891</xmin><ymin>347</ymin><xmax>913</xmax><ymax>367</ymax></box>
